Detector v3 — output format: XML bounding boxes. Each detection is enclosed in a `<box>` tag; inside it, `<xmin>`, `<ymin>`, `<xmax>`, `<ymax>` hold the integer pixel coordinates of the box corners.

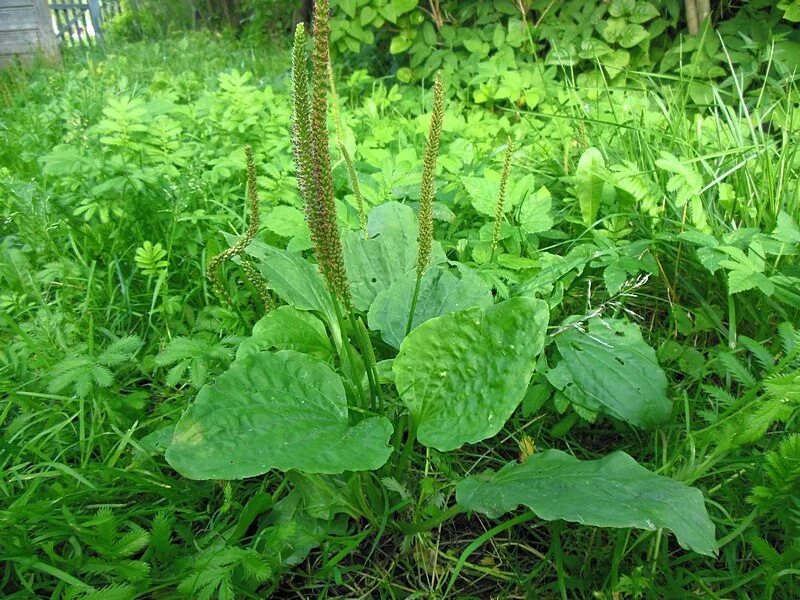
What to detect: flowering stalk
<box><xmin>207</xmin><ymin>145</ymin><xmax>270</xmax><ymax>310</ymax></box>
<box><xmin>327</xmin><ymin>58</ymin><xmax>367</xmax><ymax>235</ymax></box>
<box><xmin>491</xmin><ymin>138</ymin><xmax>513</xmax><ymax>260</ymax></box>
<box><xmin>291</xmin><ymin>23</ymin><xmax>313</xmax><ymax>208</ymax></box>
<box><xmin>304</xmin><ymin>0</ymin><xmax>353</xmax><ymax>310</ymax></box>
<box><xmin>405</xmin><ymin>73</ymin><xmax>444</xmax><ymax>336</ymax></box>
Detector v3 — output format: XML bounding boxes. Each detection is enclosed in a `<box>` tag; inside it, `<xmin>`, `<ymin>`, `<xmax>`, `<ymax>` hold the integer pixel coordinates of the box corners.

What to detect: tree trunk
<box><xmin>685</xmin><ymin>0</ymin><xmax>699</xmax><ymax>34</ymax></box>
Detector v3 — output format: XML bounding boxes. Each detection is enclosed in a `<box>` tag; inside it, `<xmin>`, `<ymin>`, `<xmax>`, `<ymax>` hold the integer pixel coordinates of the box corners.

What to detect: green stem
<box><xmin>330</xmin><ymin>293</ymin><xmax>368</xmax><ymax>408</ymax></box>
<box><xmin>404</xmin><ymin>272</ymin><xmax>423</xmax><ymax>337</ymax></box>
<box><xmin>444</xmin><ymin>511</ymin><xmax>538</xmax><ymax>596</ymax></box>
<box><xmin>395</xmin><ymin>413</ymin><xmax>418</xmax><ymax>477</ymax></box>
<box><xmin>348</xmin><ymin>313</ymin><xmax>378</xmax><ymax>409</ymax></box>
<box><xmin>400</xmin><ymin>503</ymin><xmax>465</xmax><ymax>534</ymax></box>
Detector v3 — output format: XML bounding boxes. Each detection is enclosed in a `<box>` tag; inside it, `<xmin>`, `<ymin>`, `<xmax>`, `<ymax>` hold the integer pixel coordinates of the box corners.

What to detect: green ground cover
<box><xmin>1</xmin><ymin>2</ymin><xmax>799</xmax><ymax>597</ymax></box>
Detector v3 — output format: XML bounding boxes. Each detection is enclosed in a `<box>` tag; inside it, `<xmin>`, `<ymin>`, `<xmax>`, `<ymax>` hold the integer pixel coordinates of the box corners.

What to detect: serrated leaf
<box><xmin>394</xmin><ymin>298</ymin><xmax>549</xmax><ymax>451</ymax></box>
<box><xmin>773</xmin><ymin>210</ymin><xmax>800</xmax><ymax>244</ymax></box>
<box><xmin>456</xmin><ymin>449</ymin><xmax>717</xmax><ymax>556</ymax></box>
<box><xmin>519</xmin><ymin>186</ymin><xmax>554</xmax><ymax>234</ymax></box>
<box><xmin>98</xmin><ymin>335</ymin><xmax>143</xmax><ymax>366</ymax></box>
<box><xmin>166</xmin><ymin>351</ymin><xmax>394</xmax><ymax>479</ymax></box>
<box><xmin>546</xmin><ymin>319</ymin><xmax>671</xmax><ymax>428</ymax></box>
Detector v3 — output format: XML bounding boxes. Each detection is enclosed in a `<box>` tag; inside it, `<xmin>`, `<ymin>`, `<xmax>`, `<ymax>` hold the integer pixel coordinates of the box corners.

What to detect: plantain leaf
<box><xmin>236</xmin><ymin>306</ymin><xmax>332</xmax><ymax>361</ymax></box>
<box><xmin>546</xmin><ymin>318</ymin><xmax>671</xmax><ymax>428</ymax></box>
<box><xmin>368</xmin><ymin>265</ymin><xmax>493</xmax><ymax>349</ymax></box>
<box><xmin>165</xmin><ymin>351</ymin><xmax>394</xmax><ymax>480</ymax></box>
<box><xmin>393</xmin><ymin>298</ymin><xmax>549</xmax><ymax>451</ymax></box>
<box><xmin>245</xmin><ymin>241</ymin><xmax>337</xmax><ymax>326</ymax></box>
<box><xmin>457</xmin><ymin>449</ymin><xmax>717</xmax><ymax>556</ymax></box>
<box><xmin>576</xmin><ymin>147</ymin><xmax>605</xmax><ymax>226</ymax></box>
<box><xmin>342</xmin><ymin>201</ymin><xmax>446</xmax><ymax>311</ymax></box>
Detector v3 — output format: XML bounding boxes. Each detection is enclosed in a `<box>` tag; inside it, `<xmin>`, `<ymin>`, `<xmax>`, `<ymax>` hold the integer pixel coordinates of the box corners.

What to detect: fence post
<box><xmin>88</xmin><ymin>0</ymin><xmax>105</xmax><ymax>46</ymax></box>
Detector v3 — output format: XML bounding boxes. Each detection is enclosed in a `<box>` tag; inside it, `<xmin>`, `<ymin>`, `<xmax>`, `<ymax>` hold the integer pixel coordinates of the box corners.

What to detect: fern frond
<box><xmin>75</xmin><ymin>584</ymin><xmax>135</xmax><ymax>600</ymax></box>
<box><xmin>718</xmin><ymin>351</ymin><xmax>757</xmax><ymax>389</ymax></box>
<box><xmin>738</xmin><ymin>335</ymin><xmax>775</xmax><ymax>372</ymax></box>
<box><xmin>97</xmin><ymin>335</ymin><xmax>142</xmax><ymax>367</ymax></box>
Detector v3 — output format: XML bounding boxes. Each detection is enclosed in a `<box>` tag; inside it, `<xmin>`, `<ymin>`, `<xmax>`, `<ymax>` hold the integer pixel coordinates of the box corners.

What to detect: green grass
<box><xmin>1</xmin><ymin>24</ymin><xmax>799</xmax><ymax>600</ymax></box>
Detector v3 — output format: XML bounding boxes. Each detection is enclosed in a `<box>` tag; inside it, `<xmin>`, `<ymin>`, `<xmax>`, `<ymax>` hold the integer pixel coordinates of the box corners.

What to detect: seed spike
<box><xmin>491</xmin><ymin>138</ymin><xmax>513</xmax><ymax>257</ymax></box>
<box><xmin>305</xmin><ymin>0</ymin><xmax>352</xmax><ymax>309</ymax></box>
<box><xmin>416</xmin><ymin>72</ymin><xmax>445</xmax><ymax>279</ymax></box>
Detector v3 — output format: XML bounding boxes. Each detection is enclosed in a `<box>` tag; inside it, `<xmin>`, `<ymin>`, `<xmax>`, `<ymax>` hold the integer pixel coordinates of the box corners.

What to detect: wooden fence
<box><xmin>50</xmin><ymin>0</ymin><xmax>123</xmax><ymax>48</ymax></box>
<box><xmin>0</xmin><ymin>0</ymin><xmax>59</xmax><ymax>67</ymax></box>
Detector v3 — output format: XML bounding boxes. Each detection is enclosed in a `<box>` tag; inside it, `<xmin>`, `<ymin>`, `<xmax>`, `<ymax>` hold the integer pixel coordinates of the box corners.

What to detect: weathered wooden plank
<box><xmin>0</xmin><ymin>0</ymin><xmax>58</xmax><ymax>66</ymax></box>
<box><xmin>0</xmin><ymin>0</ymin><xmax>34</xmax><ymax>9</ymax></box>
<box><xmin>0</xmin><ymin>28</ymin><xmax>38</xmax><ymax>54</ymax></box>
<box><xmin>0</xmin><ymin>6</ymin><xmax>39</xmax><ymax>31</ymax></box>
<box><xmin>33</xmin><ymin>0</ymin><xmax>58</xmax><ymax>59</ymax></box>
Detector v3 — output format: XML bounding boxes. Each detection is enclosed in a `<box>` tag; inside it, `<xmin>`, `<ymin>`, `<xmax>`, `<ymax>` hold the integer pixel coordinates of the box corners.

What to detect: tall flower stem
<box><xmin>405</xmin><ymin>74</ymin><xmax>444</xmax><ymax>337</ymax></box>
<box><xmin>490</xmin><ymin>138</ymin><xmax>513</xmax><ymax>262</ymax></box>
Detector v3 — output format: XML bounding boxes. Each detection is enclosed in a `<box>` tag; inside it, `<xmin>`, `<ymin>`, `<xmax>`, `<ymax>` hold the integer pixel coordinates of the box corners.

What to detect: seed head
<box><xmin>416</xmin><ymin>73</ymin><xmax>445</xmax><ymax>278</ymax></box>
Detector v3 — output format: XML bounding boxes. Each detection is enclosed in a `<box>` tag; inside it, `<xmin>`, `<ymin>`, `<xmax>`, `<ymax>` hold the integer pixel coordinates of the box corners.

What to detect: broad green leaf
<box><xmin>492</xmin><ymin>23</ymin><xmax>505</xmax><ymax>49</ymax></box>
<box><xmin>394</xmin><ymin>298</ymin><xmax>549</xmax><ymax>451</ymax></box>
<box><xmin>236</xmin><ymin>306</ymin><xmax>332</xmax><ymax>361</ymax></box>
<box><xmin>456</xmin><ymin>449</ymin><xmax>717</xmax><ymax>556</ymax></box>
<box><xmin>630</xmin><ymin>2</ymin><xmax>660</xmax><ymax>23</ymax></box>
<box><xmin>600</xmin><ymin>18</ymin><xmax>626</xmax><ymax>44</ymax></box>
<box><xmin>166</xmin><ymin>351</ymin><xmax>394</xmax><ymax>479</ymax></box>
<box><xmin>262</xmin><ymin>205</ymin><xmax>307</xmax><ymax>239</ymax></box>
<box><xmin>546</xmin><ymin>319</ymin><xmax>671</xmax><ymax>428</ymax></box>
<box><xmin>343</xmin><ymin>201</ymin><xmax>444</xmax><ymax>311</ymax></box>
<box><xmin>463</xmin><ymin>172</ymin><xmax>535</xmax><ymax>217</ymax></box>
<box><xmin>619</xmin><ymin>24</ymin><xmax>649</xmax><ymax>48</ymax></box>
<box><xmin>773</xmin><ymin>210</ymin><xmax>800</xmax><ymax>244</ymax></box>
<box><xmin>390</xmin><ymin>34</ymin><xmax>413</xmax><ymax>54</ymax></box>
<box><xmin>576</xmin><ymin>147</ymin><xmax>605</xmax><ymax>226</ymax></box>
<box><xmin>245</xmin><ymin>241</ymin><xmax>335</xmax><ymax>321</ymax></box>
<box><xmin>368</xmin><ymin>265</ymin><xmax>493</xmax><ymax>349</ymax></box>
<box><xmin>519</xmin><ymin>185</ymin><xmax>554</xmax><ymax>234</ymax></box>
<box><xmin>391</xmin><ymin>0</ymin><xmax>417</xmax><ymax>15</ymax></box>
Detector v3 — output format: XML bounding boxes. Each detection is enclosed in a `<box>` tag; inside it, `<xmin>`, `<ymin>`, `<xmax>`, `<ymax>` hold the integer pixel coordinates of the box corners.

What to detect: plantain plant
<box><xmin>164</xmin><ymin>0</ymin><xmax>718</xmax><ymax>565</ymax></box>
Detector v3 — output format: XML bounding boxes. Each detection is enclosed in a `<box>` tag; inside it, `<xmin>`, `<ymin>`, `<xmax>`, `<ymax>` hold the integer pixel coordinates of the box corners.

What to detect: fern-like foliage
<box><xmin>177</xmin><ymin>546</ymin><xmax>272</xmax><ymax>600</ymax></box>
<box><xmin>749</xmin><ymin>433</ymin><xmax>800</xmax><ymax>533</ymax></box>
<box><xmin>154</xmin><ymin>334</ymin><xmax>238</xmax><ymax>389</ymax></box>
<box><xmin>46</xmin><ymin>336</ymin><xmax>142</xmax><ymax>398</ymax></box>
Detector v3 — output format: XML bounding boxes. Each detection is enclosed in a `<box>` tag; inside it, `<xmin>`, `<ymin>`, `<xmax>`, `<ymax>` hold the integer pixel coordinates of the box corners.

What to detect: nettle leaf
<box><xmin>719</xmin><ymin>243</ymin><xmax>774</xmax><ymax>296</ymax></box>
<box><xmin>772</xmin><ymin>210</ymin><xmax>800</xmax><ymax>244</ymax></box>
<box><xmin>546</xmin><ymin>319</ymin><xmax>671</xmax><ymax>428</ymax></box>
<box><xmin>576</xmin><ymin>147</ymin><xmax>605</xmax><ymax>226</ymax></box>
<box><xmin>236</xmin><ymin>306</ymin><xmax>332</xmax><ymax>361</ymax></box>
<box><xmin>456</xmin><ymin>449</ymin><xmax>717</xmax><ymax>556</ymax></box>
<box><xmin>165</xmin><ymin>351</ymin><xmax>394</xmax><ymax>479</ymax></box>
<box><xmin>463</xmin><ymin>172</ymin><xmax>535</xmax><ymax>217</ymax></box>
<box><xmin>519</xmin><ymin>186</ymin><xmax>554</xmax><ymax>234</ymax></box>
<box><xmin>394</xmin><ymin>298</ymin><xmax>549</xmax><ymax>451</ymax></box>
<box><xmin>368</xmin><ymin>265</ymin><xmax>493</xmax><ymax>349</ymax></box>
<box><xmin>342</xmin><ymin>201</ymin><xmax>445</xmax><ymax>311</ymax></box>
